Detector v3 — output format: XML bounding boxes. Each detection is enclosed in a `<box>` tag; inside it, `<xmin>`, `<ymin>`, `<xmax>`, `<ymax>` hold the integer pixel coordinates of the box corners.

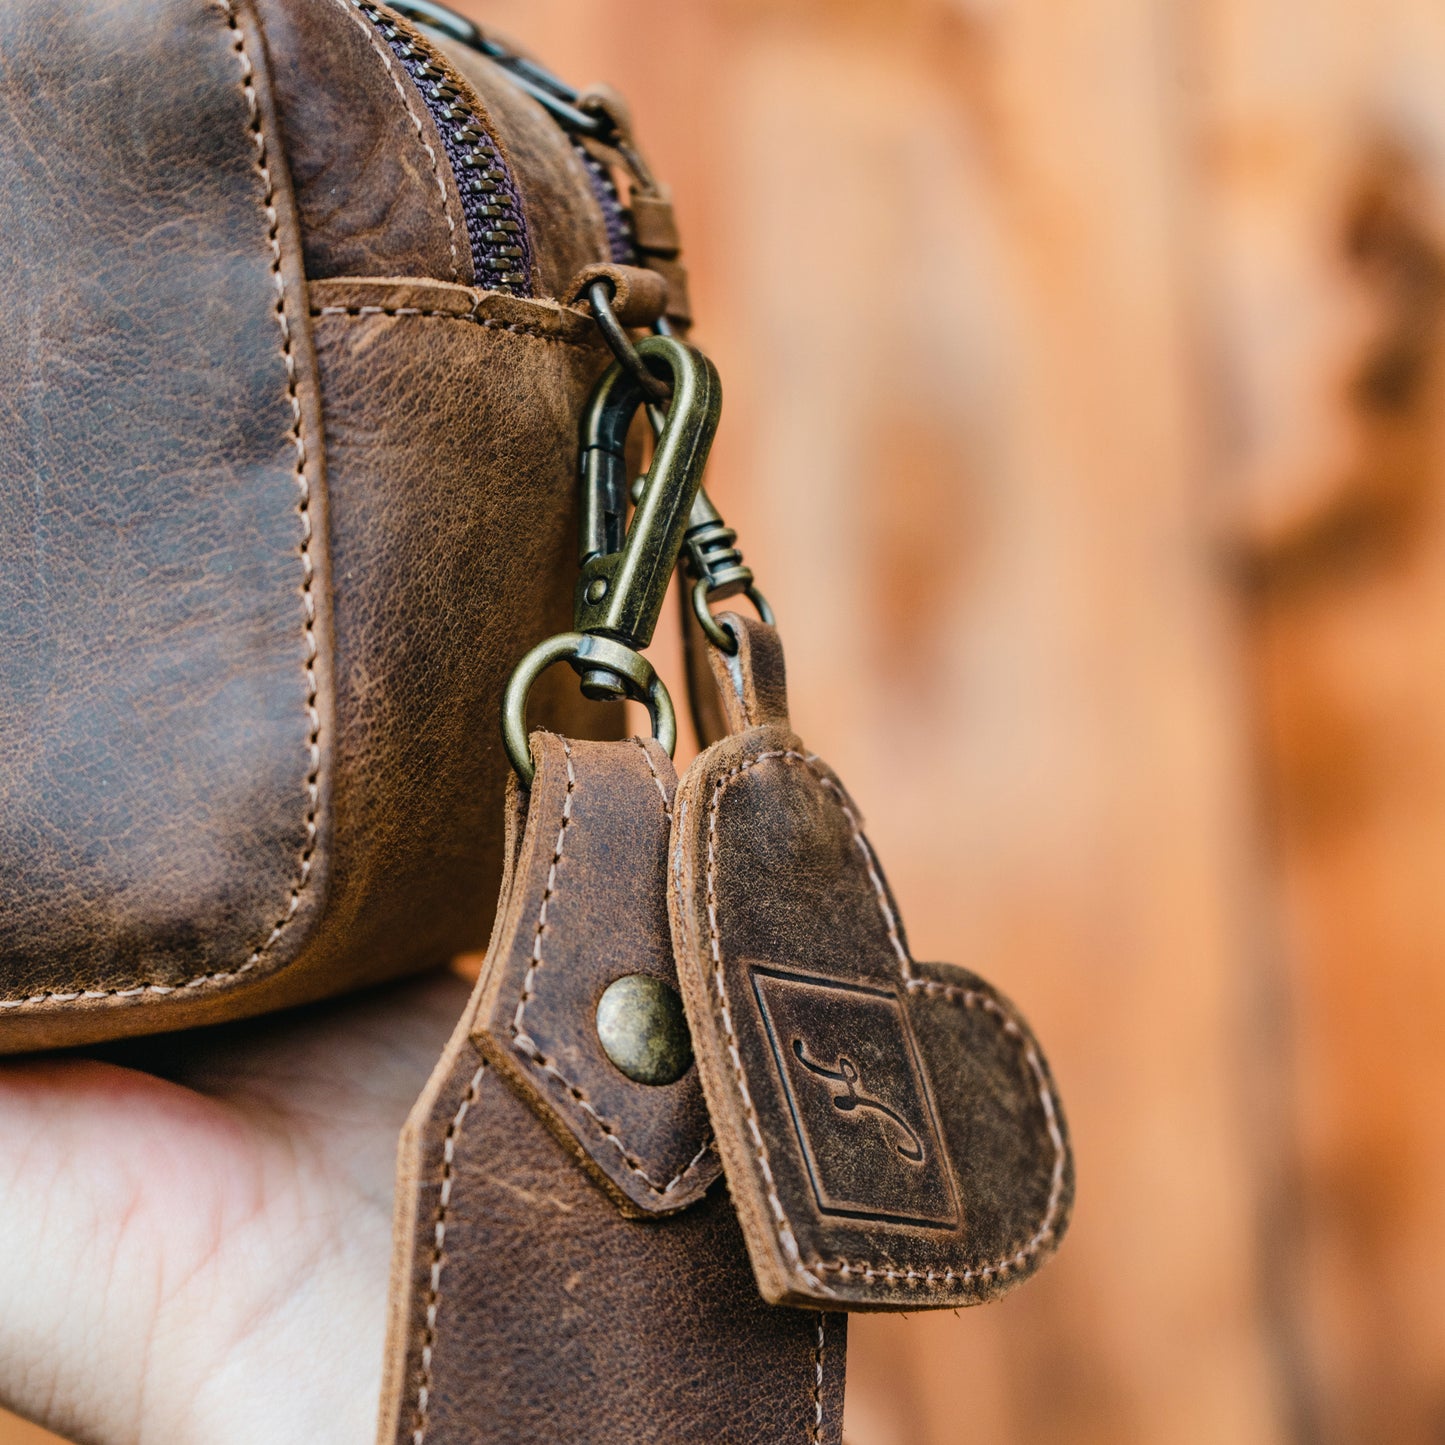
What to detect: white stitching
<box><xmin>332</xmin><ymin>0</ymin><xmax>462</xmax><ymax>283</ymax></box>
<box><xmin>511</xmin><ymin>740</ymin><xmax>710</xmax><ymax>1200</ymax></box>
<box><xmin>0</xmin><ymin>2</ymin><xmax>327</xmax><ymax>1012</ymax></box>
<box><xmin>812</xmin><ymin>983</ymin><xmax>1068</xmax><ymax>1289</ymax></box>
<box><xmin>809</xmin><ymin>1312</ymin><xmax>825</xmax><ymax>1443</ymax></box>
<box><xmin>633</xmin><ymin>737</ymin><xmax>673</xmax><ymax>818</ymax></box>
<box><xmin>701</xmin><ymin>748</ymin><xmax>1067</xmax><ymax>1294</ymax></box>
<box><xmin>411</xmin><ymin>1060</ymin><xmax>486</xmax><ymax>1445</ymax></box>
<box><xmin>310</xmin><ymin>304</ymin><xmax>594</xmax><ymax>348</ymax></box>
<box><xmin>812</xmin><ymin>771</ymin><xmax>910</xmax><ymax>976</ymax></box>
<box><xmin>510</xmin><ymin>738</ymin><xmax>577</xmax><ymax>1056</ymax></box>
<box><xmin>702</xmin><ymin>757</ymin><xmax>829</xmax><ymax>1295</ymax></box>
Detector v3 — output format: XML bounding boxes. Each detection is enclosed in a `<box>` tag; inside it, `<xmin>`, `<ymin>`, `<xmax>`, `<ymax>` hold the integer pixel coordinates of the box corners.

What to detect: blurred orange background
<box><xmin>11</xmin><ymin>0</ymin><xmax>1445</xmax><ymax>1440</ymax></box>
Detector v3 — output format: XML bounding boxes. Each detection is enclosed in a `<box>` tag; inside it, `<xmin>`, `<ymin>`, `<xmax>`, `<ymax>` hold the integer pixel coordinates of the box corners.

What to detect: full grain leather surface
<box><xmin>0</xmin><ymin>0</ymin><xmax>621</xmax><ymax>1047</ymax></box>
<box><xmin>254</xmin><ymin>0</ymin><xmax>472</xmax><ymax>284</ymax></box>
<box><xmin>384</xmin><ymin>1057</ymin><xmax>847</xmax><ymax>1445</ymax></box>
<box><xmin>474</xmin><ymin>734</ymin><xmax>720</xmax><ymax>1214</ymax></box>
<box><xmin>0</xmin><ymin>0</ymin><xmax>335</xmax><ymax>1026</ymax></box>
<box><xmin>273</xmin><ymin>276</ymin><xmax>617</xmax><ymax>1036</ymax></box>
<box><xmin>379</xmin><ymin>760</ymin><xmax>847</xmax><ymax>1445</ymax></box>
<box><xmin>669</xmin><ymin>618</ymin><xmax>1075</xmax><ymax>1309</ymax></box>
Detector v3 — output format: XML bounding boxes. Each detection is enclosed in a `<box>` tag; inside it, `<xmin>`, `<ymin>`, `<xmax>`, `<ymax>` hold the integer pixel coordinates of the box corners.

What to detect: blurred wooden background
<box><xmin>10</xmin><ymin>0</ymin><xmax>1445</xmax><ymax>1439</ymax></box>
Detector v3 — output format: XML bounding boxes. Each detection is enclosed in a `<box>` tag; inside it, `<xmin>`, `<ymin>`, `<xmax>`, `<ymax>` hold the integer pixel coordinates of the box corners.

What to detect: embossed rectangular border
<box><xmin>748</xmin><ymin>964</ymin><xmax>960</xmax><ymax>1231</ymax></box>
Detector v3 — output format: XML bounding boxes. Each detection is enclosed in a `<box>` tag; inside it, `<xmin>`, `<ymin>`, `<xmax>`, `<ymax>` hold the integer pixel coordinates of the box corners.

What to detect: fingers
<box><xmin>0</xmin><ymin>1056</ymin><xmax>254</xmax><ymax>1443</ymax></box>
<box><xmin>0</xmin><ymin>970</ymin><xmax>469</xmax><ymax>1445</ymax></box>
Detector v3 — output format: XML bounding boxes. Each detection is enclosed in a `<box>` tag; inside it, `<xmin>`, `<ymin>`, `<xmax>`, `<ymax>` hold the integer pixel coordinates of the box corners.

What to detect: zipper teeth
<box><xmin>353</xmin><ymin>0</ymin><xmax>533</xmax><ymax>294</ymax></box>
<box><xmin>572</xmin><ymin>140</ymin><xmax>635</xmax><ymax>267</ymax></box>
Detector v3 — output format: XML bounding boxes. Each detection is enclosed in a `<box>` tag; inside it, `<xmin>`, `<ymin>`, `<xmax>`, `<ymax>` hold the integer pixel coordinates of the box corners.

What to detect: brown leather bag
<box><xmin>0</xmin><ymin>0</ymin><xmax>639</xmax><ymax>1050</ymax></box>
<box><xmin>0</xmin><ymin>5</ymin><xmax>1072</xmax><ymax>1436</ymax></box>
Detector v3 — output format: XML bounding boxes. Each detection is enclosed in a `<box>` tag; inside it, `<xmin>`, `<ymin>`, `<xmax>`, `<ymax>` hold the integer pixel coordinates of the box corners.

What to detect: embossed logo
<box><xmin>750</xmin><ymin>965</ymin><xmax>958</xmax><ymax>1229</ymax></box>
<box><xmin>791</xmin><ymin>1040</ymin><xmax>926</xmax><ymax>1163</ymax></box>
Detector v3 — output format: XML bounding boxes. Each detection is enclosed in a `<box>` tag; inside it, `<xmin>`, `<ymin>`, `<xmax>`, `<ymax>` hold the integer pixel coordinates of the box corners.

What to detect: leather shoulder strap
<box><xmin>379</xmin><ymin>737</ymin><xmax>847</xmax><ymax>1444</ymax></box>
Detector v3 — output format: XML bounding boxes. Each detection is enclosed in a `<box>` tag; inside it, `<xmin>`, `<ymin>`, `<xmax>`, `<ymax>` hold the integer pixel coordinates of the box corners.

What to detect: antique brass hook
<box><xmin>502</xmin><ymin>335</ymin><xmax>721</xmax><ymax>784</ymax></box>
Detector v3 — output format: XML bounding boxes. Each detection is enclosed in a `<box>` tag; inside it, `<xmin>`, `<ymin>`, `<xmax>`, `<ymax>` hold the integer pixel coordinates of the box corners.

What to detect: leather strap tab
<box><xmin>473</xmin><ymin>732</ymin><xmax>719</xmax><ymax>1214</ymax></box>
<box><xmin>380</xmin><ymin>1028</ymin><xmax>847</xmax><ymax>1444</ymax></box>
<box><xmin>645</xmin><ymin>254</ymin><xmax>692</xmax><ymax>327</ymax></box>
<box><xmin>706</xmin><ymin>612</ymin><xmax>792</xmax><ymax>734</ymax></box>
<box><xmin>669</xmin><ymin>624</ymin><xmax>1075</xmax><ymax>1310</ymax></box>
<box><xmin>628</xmin><ymin>191</ymin><xmax>681</xmax><ymax>257</ymax></box>
<box><xmin>567</xmin><ymin>261</ymin><xmax>668</xmax><ymax>327</ymax></box>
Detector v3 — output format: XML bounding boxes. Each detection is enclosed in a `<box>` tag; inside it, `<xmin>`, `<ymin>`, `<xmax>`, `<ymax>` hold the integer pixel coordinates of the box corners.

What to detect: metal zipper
<box><xmin>571</xmin><ymin>142</ymin><xmax>635</xmax><ymax>266</ymax></box>
<box><xmin>352</xmin><ymin>0</ymin><xmax>533</xmax><ymax>294</ymax></box>
<box><xmin>383</xmin><ymin>0</ymin><xmax>634</xmax><ymax>267</ymax></box>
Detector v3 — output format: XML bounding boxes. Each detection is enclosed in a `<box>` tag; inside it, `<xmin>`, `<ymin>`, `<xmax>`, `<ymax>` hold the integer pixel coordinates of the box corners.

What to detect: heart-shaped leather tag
<box><xmin>668</xmin><ymin>617</ymin><xmax>1074</xmax><ymax>1309</ymax></box>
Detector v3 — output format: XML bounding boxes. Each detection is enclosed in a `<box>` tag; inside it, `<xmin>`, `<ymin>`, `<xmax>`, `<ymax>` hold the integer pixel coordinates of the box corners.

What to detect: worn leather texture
<box><xmin>255</xmin><ymin>0</ymin><xmax>473</xmax><ymax>284</ymax></box>
<box><xmin>669</xmin><ymin>617</ymin><xmax>1075</xmax><ymax>1309</ymax></box>
<box><xmin>0</xmin><ymin>0</ymin><xmax>620</xmax><ymax>1048</ymax></box>
<box><xmin>379</xmin><ymin>755</ymin><xmax>847</xmax><ymax>1444</ymax></box>
<box><xmin>0</xmin><ymin>0</ymin><xmax>334</xmax><ymax>1040</ymax></box>
<box><xmin>473</xmin><ymin>733</ymin><xmax>720</xmax><ymax>1214</ymax></box>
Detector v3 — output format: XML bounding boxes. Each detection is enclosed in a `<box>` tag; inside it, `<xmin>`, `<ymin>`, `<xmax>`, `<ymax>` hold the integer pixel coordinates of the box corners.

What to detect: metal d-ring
<box><xmin>692</xmin><ymin>579</ymin><xmax>775</xmax><ymax>654</ymax></box>
<box><xmin>503</xmin><ymin>632</ymin><xmax>677</xmax><ymax>787</ymax></box>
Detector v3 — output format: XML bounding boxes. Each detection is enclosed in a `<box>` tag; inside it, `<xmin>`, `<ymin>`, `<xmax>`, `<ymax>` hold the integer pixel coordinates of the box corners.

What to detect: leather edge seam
<box><xmin>0</xmin><ymin>0</ymin><xmax>330</xmax><ymax>1012</ymax></box>
<box><xmin>507</xmin><ymin>736</ymin><xmax>716</xmax><ymax>1203</ymax></box>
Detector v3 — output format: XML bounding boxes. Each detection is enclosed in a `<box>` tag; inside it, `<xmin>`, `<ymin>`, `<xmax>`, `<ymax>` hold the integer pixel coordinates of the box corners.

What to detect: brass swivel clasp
<box><xmin>576</xmin><ymin>335</ymin><xmax>721</xmax><ymax>668</ymax></box>
<box><xmin>502</xmin><ymin>335</ymin><xmax>721</xmax><ymax>785</ymax></box>
<box><xmin>585</xmin><ymin>279</ymin><xmax>772</xmax><ymax>656</ymax></box>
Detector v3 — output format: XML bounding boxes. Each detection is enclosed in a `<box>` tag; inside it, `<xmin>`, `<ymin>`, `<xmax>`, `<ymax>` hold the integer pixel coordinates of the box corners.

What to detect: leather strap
<box><xmin>378</xmin><ymin>736</ymin><xmax>847</xmax><ymax>1444</ymax></box>
<box><xmin>471</xmin><ymin>733</ymin><xmax>720</xmax><ymax>1215</ymax></box>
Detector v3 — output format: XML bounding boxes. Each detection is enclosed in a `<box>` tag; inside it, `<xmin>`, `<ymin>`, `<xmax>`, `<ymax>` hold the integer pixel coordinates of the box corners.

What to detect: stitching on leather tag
<box><xmin>670</xmin><ymin>728</ymin><xmax>1074</xmax><ymax>1309</ymax></box>
<box><xmin>473</xmin><ymin>733</ymin><xmax>720</xmax><ymax>1216</ymax></box>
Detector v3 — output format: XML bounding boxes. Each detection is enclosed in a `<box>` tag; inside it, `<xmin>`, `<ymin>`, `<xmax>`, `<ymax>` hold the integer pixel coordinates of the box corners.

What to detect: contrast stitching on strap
<box><xmin>699</xmin><ymin>755</ymin><xmax>828</xmax><ymax>1296</ymax></box>
<box><xmin>511</xmin><ymin>740</ymin><xmax>711</xmax><ymax>1199</ymax></box>
<box><xmin>330</xmin><ymin>0</ymin><xmax>462</xmax><ymax>282</ymax></box>
<box><xmin>809</xmin><ymin>982</ymin><xmax>1067</xmax><ymax>1290</ymax></box>
<box><xmin>410</xmin><ymin>1059</ymin><xmax>487</xmax><ymax>1445</ymax></box>
<box><xmin>0</xmin><ymin>2</ymin><xmax>324</xmax><ymax>1011</ymax></box>
<box><xmin>633</xmin><ymin>737</ymin><xmax>673</xmax><ymax>818</ymax></box>
<box><xmin>700</xmin><ymin>748</ymin><xmax>1066</xmax><ymax>1294</ymax></box>
<box><xmin>809</xmin><ymin>1312</ymin><xmax>826</xmax><ymax>1443</ymax></box>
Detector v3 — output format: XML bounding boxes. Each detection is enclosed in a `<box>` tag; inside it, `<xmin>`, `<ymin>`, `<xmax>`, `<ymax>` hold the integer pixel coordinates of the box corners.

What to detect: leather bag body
<box><xmin>0</xmin><ymin>0</ymin><xmax>622</xmax><ymax>1050</ymax></box>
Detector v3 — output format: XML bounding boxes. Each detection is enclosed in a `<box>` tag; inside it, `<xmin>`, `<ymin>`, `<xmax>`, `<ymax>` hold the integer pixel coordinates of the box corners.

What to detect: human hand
<box><xmin>0</xmin><ymin>968</ymin><xmax>471</xmax><ymax>1445</ymax></box>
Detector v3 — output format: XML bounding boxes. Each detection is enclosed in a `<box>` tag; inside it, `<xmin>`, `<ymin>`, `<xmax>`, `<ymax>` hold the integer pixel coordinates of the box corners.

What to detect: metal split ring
<box><xmin>588</xmin><ymin>280</ymin><xmax>672</xmax><ymax>405</ymax></box>
<box><xmin>502</xmin><ymin>632</ymin><xmax>677</xmax><ymax>787</ymax></box>
<box><xmin>692</xmin><ymin>580</ymin><xmax>775</xmax><ymax>654</ymax></box>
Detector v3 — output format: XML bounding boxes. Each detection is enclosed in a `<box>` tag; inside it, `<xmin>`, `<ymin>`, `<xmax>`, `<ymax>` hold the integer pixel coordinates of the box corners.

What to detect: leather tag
<box><xmin>473</xmin><ymin>733</ymin><xmax>720</xmax><ymax>1215</ymax></box>
<box><xmin>668</xmin><ymin>617</ymin><xmax>1075</xmax><ymax>1309</ymax></box>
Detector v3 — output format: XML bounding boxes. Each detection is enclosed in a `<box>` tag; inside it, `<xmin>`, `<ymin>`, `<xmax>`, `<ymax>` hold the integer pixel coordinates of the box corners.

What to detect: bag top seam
<box><xmin>309</xmin><ymin>303</ymin><xmax>596</xmax><ymax>348</ymax></box>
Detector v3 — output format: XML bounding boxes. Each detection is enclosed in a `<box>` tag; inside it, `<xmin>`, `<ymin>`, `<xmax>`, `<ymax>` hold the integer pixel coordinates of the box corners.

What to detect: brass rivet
<box><xmin>586</xmin><ymin>577</ymin><xmax>608</xmax><ymax>604</ymax></box>
<box><xmin>595</xmin><ymin>974</ymin><xmax>692</xmax><ymax>1086</ymax></box>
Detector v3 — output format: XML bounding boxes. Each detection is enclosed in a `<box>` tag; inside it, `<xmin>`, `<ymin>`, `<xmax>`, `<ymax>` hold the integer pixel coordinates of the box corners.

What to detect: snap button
<box><xmin>595</xmin><ymin>974</ymin><xmax>692</xmax><ymax>1086</ymax></box>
